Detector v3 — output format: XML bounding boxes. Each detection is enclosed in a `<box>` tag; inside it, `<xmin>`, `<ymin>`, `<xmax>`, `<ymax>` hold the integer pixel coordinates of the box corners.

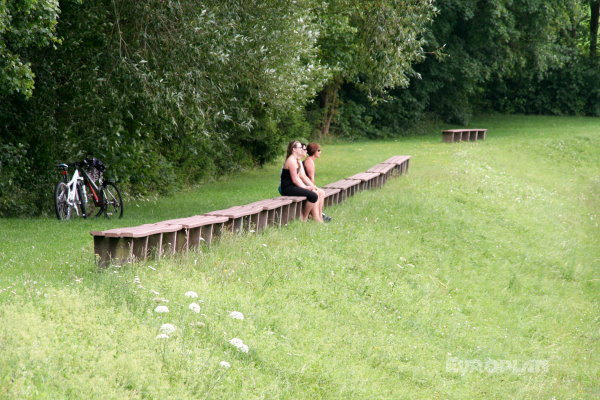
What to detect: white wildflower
<box><xmin>219</xmin><ymin>361</ymin><xmax>231</xmax><ymax>368</ymax></box>
<box><xmin>159</xmin><ymin>323</ymin><xmax>176</xmax><ymax>335</ymax></box>
<box><xmin>184</xmin><ymin>291</ymin><xmax>199</xmax><ymax>298</ymax></box>
<box><xmin>155</xmin><ymin>333</ymin><xmax>170</xmax><ymax>339</ymax></box>
<box><xmin>229</xmin><ymin>338</ymin><xmax>249</xmax><ymax>353</ymax></box>
<box><xmin>154</xmin><ymin>305</ymin><xmax>169</xmax><ymax>313</ymax></box>
<box><xmin>229</xmin><ymin>311</ymin><xmax>244</xmax><ymax>320</ymax></box>
<box><xmin>189</xmin><ymin>302</ymin><xmax>201</xmax><ymax>313</ymax></box>
<box><xmin>150</xmin><ymin>289</ymin><xmax>160</xmax><ymax>295</ymax></box>
<box><xmin>134</xmin><ymin>276</ymin><xmax>141</xmax><ymax>284</ymax></box>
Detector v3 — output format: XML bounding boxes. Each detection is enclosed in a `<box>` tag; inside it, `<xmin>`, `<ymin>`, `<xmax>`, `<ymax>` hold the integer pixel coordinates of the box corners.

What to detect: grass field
<box><xmin>0</xmin><ymin>115</ymin><xmax>598</xmax><ymax>399</ymax></box>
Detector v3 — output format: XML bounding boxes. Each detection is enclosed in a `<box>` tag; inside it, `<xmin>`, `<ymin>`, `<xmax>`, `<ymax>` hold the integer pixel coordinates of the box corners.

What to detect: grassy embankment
<box><xmin>0</xmin><ymin>115</ymin><xmax>598</xmax><ymax>399</ymax></box>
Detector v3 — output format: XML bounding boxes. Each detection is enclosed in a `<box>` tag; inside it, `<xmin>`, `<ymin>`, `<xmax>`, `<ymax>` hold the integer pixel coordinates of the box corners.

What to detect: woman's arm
<box><xmin>304</xmin><ymin>158</ymin><xmax>316</xmax><ymax>184</ymax></box>
<box><xmin>286</xmin><ymin>158</ymin><xmax>311</xmax><ymax>189</ymax></box>
<box><xmin>298</xmin><ymin>162</ymin><xmax>316</xmax><ymax>188</ymax></box>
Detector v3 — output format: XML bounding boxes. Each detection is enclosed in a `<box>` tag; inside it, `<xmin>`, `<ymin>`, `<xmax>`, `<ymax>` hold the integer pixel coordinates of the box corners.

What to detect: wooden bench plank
<box><xmin>323</xmin><ymin>179</ymin><xmax>361</xmax><ymax>200</ymax></box>
<box><xmin>367</xmin><ymin>163</ymin><xmax>395</xmax><ymax>174</ymax></box>
<box><xmin>162</xmin><ymin>215</ymin><xmax>229</xmax><ymax>251</ymax></box>
<box><xmin>91</xmin><ymin>222</ymin><xmax>184</xmax><ymax>267</ymax></box>
<box><xmin>247</xmin><ymin>198</ymin><xmax>294</xmax><ymax>229</ymax></box>
<box><xmin>204</xmin><ymin>205</ymin><xmax>263</xmax><ymax>233</ymax></box>
<box><xmin>324</xmin><ymin>179</ymin><xmax>361</xmax><ymax>189</ymax></box>
<box><xmin>322</xmin><ymin>188</ymin><xmax>341</xmax><ymax>207</ymax></box>
<box><xmin>346</xmin><ymin>172</ymin><xmax>382</xmax><ymax>191</ymax></box>
<box><xmin>272</xmin><ymin>196</ymin><xmax>307</xmax><ymax>223</ymax></box>
<box><xmin>367</xmin><ymin>163</ymin><xmax>395</xmax><ymax>186</ymax></box>
<box><xmin>382</xmin><ymin>155</ymin><xmax>411</xmax><ymax>175</ymax></box>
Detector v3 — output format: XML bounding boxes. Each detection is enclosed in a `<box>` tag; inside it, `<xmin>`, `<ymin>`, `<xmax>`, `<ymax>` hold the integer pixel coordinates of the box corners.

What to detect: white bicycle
<box><xmin>54</xmin><ymin>158</ymin><xmax>123</xmax><ymax>220</ymax></box>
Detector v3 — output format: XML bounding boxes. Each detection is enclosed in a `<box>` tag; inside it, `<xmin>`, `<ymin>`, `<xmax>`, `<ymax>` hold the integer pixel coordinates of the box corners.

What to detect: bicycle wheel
<box><xmin>76</xmin><ymin>182</ymin><xmax>87</xmax><ymax>219</ymax></box>
<box><xmin>54</xmin><ymin>182</ymin><xmax>71</xmax><ymax>220</ymax></box>
<box><xmin>101</xmin><ymin>181</ymin><xmax>123</xmax><ymax>219</ymax></box>
<box><xmin>83</xmin><ymin>182</ymin><xmax>103</xmax><ymax>218</ymax></box>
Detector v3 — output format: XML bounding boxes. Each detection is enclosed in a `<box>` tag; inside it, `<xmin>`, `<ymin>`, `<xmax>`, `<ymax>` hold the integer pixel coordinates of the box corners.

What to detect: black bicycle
<box><xmin>54</xmin><ymin>158</ymin><xmax>123</xmax><ymax>220</ymax></box>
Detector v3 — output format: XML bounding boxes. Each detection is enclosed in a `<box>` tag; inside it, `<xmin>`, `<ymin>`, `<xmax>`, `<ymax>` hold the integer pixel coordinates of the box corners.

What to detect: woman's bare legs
<box><xmin>317</xmin><ymin>188</ymin><xmax>325</xmax><ymax>216</ymax></box>
<box><xmin>310</xmin><ymin>193</ymin><xmax>324</xmax><ymax>222</ymax></box>
<box><xmin>301</xmin><ymin>201</ymin><xmax>315</xmax><ymax>222</ymax></box>
<box><xmin>301</xmin><ymin>198</ymin><xmax>323</xmax><ymax>222</ymax></box>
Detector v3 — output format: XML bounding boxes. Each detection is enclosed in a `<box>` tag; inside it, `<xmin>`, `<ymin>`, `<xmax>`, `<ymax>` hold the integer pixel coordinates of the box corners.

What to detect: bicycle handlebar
<box><xmin>56</xmin><ymin>158</ymin><xmax>105</xmax><ymax>171</ymax></box>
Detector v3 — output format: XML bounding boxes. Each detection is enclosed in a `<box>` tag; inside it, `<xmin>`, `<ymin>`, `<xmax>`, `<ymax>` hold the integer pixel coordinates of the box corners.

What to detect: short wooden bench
<box><xmin>442</xmin><ymin>129</ymin><xmax>487</xmax><ymax>143</ymax></box>
<box><xmin>367</xmin><ymin>163</ymin><xmax>396</xmax><ymax>185</ymax></box>
<box><xmin>382</xmin><ymin>155</ymin><xmax>411</xmax><ymax>176</ymax></box>
<box><xmin>323</xmin><ymin>179</ymin><xmax>361</xmax><ymax>200</ymax></box>
<box><xmin>346</xmin><ymin>172</ymin><xmax>382</xmax><ymax>191</ymax></box>
<box><xmin>204</xmin><ymin>205</ymin><xmax>263</xmax><ymax>233</ymax></box>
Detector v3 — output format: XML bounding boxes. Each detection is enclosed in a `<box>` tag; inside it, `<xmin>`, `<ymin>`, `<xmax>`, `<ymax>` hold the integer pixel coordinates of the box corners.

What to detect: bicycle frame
<box><xmin>79</xmin><ymin>168</ymin><xmax>102</xmax><ymax>207</ymax></box>
<box><xmin>62</xmin><ymin>168</ymin><xmax>85</xmax><ymax>217</ymax></box>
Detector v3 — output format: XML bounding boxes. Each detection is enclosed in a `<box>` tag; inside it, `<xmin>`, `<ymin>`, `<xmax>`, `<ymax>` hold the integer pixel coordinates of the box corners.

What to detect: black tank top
<box><xmin>280</xmin><ymin>167</ymin><xmax>298</xmax><ymax>188</ymax></box>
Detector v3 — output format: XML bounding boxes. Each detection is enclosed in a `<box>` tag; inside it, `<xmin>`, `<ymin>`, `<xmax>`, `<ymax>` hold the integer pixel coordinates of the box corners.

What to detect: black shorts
<box><xmin>281</xmin><ymin>185</ymin><xmax>319</xmax><ymax>203</ymax></box>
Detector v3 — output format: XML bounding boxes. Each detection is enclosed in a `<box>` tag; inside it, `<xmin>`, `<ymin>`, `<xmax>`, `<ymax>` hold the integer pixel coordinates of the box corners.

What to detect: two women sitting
<box><xmin>279</xmin><ymin>140</ymin><xmax>327</xmax><ymax>223</ymax></box>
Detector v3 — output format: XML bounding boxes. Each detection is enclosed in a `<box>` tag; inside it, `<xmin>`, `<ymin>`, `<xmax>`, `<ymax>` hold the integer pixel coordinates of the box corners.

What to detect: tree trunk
<box><xmin>318</xmin><ymin>78</ymin><xmax>342</xmax><ymax>137</ymax></box>
<box><xmin>591</xmin><ymin>1</ymin><xmax>600</xmax><ymax>60</ymax></box>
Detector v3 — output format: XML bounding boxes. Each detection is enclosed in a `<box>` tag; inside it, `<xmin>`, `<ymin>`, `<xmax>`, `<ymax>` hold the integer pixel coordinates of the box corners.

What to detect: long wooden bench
<box><xmin>442</xmin><ymin>129</ymin><xmax>487</xmax><ymax>143</ymax></box>
<box><xmin>91</xmin><ymin>155</ymin><xmax>411</xmax><ymax>267</ymax></box>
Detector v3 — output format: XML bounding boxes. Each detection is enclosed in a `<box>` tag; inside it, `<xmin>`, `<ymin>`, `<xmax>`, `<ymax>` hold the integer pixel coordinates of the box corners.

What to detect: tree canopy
<box><xmin>0</xmin><ymin>0</ymin><xmax>596</xmax><ymax>216</ymax></box>
<box><xmin>0</xmin><ymin>0</ymin><xmax>64</xmax><ymax>97</ymax></box>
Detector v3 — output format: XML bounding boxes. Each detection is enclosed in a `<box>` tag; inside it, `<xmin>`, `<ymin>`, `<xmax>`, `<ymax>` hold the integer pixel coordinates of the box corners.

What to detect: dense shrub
<box><xmin>0</xmin><ymin>143</ymin><xmax>33</xmax><ymax>216</ymax></box>
<box><xmin>0</xmin><ymin>0</ymin><xmax>327</xmax><ymax>216</ymax></box>
<box><xmin>482</xmin><ymin>58</ymin><xmax>600</xmax><ymax>117</ymax></box>
<box><xmin>0</xmin><ymin>0</ymin><xmax>594</xmax><ymax>216</ymax></box>
<box><xmin>332</xmin><ymin>84</ymin><xmax>429</xmax><ymax>139</ymax></box>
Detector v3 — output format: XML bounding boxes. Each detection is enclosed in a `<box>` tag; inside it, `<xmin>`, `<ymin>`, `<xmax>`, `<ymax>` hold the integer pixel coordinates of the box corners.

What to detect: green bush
<box><xmin>482</xmin><ymin>58</ymin><xmax>600</xmax><ymax>117</ymax></box>
<box><xmin>0</xmin><ymin>143</ymin><xmax>33</xmax><ymax>216</ymax></box>
<box><xmin>0</xmin><ymin>0</ymin><xmax>327</xmax><ymax>216</ymax></box>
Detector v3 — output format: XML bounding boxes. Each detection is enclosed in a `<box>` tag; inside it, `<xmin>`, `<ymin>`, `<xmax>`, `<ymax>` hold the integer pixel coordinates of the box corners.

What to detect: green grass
<box><xmin>0</xmin><ymin>114</ymin><xmax>598</xmax><ymax>399</ymax></box>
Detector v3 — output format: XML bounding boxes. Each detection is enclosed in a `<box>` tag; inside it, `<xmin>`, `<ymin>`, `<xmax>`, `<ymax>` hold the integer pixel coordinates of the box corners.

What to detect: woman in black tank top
<box><xmin>280</xmin><ymin>141</ymin><xmax>323</xmax><ymax>222</ymax></box>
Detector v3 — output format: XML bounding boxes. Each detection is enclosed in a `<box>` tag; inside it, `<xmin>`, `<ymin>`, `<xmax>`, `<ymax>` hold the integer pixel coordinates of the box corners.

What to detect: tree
<box><xmin>314</xmin><ymin>0</ymin><xmax>437</xmax><ymax>136</ymax></box>
<box><xmin>0</xmin><ymin>0</ymin><xmax>63</xmax><ymax>97</ymax></box>
<box><xmin>0</xmin><ymin>0</ymin><xmax>330</xmax><ymax>215</ymax></box>
<box><xmin>405</xmin><ymin>0</ymin><xmax>582</xmax><ymax>123</ymax></box>
<box><xmin>590</xmin><ymin>0</ymin><xmax>599</xmax><ymax>60</ymax></box>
